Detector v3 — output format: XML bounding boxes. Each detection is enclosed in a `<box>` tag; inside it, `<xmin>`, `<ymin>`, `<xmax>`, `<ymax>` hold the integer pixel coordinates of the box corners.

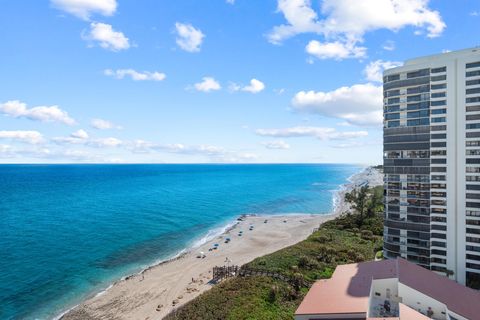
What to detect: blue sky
<box><xmin>0</xmin><ymin>0</ymin><xmax>479</xmax><ymax>164</ymax></box>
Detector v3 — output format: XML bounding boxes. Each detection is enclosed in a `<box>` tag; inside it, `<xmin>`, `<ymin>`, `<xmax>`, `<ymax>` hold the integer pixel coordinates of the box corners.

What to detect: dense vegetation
<box><xmin>165</xmin><ymin>185</ymin><xmax>384</xmax><ymax>320</ymax></box>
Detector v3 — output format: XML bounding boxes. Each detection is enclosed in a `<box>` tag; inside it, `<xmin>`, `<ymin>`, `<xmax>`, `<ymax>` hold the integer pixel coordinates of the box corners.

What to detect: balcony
<box><xmin>369</xmin><ymin>297</ymin><xmax>400</xmax><ymax>318</ymax></box>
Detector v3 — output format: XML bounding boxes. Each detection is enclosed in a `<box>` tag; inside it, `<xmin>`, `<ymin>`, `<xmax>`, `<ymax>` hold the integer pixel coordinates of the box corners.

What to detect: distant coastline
<box><xmin>60</xmin><ymin>166</ymin><xmax>383</xmax><ymax>320</ymax></box>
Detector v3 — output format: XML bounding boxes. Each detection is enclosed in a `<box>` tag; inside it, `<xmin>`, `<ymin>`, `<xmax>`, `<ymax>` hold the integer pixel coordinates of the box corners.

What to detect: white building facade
<box><xmin>383</xmin><ymin>48</ymin><xmax>480</xmax><ymax>288</ymax></box>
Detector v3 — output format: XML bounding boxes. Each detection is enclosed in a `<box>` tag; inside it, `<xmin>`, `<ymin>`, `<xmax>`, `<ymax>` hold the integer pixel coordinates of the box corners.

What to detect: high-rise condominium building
<box><xmin>383</xmin><ymin>48</ymin><xmax>480</xmax><ymax>288</ymax></box>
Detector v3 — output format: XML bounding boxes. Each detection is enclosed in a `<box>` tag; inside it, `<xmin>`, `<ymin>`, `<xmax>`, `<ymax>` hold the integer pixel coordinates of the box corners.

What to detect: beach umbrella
<box><xmin>214</xmin><ymin>243</ymin><xmax>219</xmax><ymax>247</ymax></box>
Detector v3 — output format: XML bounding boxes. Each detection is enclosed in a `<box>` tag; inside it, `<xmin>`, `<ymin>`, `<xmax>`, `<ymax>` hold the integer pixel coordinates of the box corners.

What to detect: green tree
<box><xmin>366</xmin><ymin>186</ymin><xmax>384</xmax><ymax>218</ymax></box>
<box><xmin>345</xmin><ymin>185</ymin><xmax>369</xmax><ymax>224</ymax></box>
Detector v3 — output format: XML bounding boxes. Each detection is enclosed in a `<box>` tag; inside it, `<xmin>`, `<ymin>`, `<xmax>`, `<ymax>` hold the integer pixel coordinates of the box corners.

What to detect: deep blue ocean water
<box><xmin>0</xmin><ymin>164</ymin><xmax>361</xmax><ymax>320</ymax></box>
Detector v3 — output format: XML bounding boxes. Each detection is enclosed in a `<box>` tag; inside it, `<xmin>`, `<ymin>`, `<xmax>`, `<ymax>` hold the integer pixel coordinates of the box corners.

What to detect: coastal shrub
<box><xmin>376</xmin><ymin>250</ymin><xmax>384</xmax><ymax>260</ymax></box>
<box><xmin>268</xmin><ymin>285</ymin><xmax>279</xmax><ymax>303</ymax></box>
<box><xmin>164</xmin><ymin>277</ymin><xmax>302</xmax><ymax>320</ymax></box>
<box><xmin>318</xmin><ymin>266</ymin><xmax>334</xmax><ymax>279</ymax></box>
<box><xmin>313</xmin><ymin>235</ymin><xmax>330</xmax><ymax>243</ymax></box>
<box><xmin>298</xmin><ymin>256</ymin><xmax>319</xmax><ymax>270</ymax></box>
<box><xmin>361</xmin><ymin>230</ymin><xmax>374</xmax><ymax>240</ymax></box>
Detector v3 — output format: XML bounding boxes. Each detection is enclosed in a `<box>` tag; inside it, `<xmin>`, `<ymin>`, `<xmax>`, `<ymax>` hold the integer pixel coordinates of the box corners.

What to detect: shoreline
<box><xmin>59</xmin><ymin>166</ymin><xmax>383</xmax><ymax>320</ymax></box>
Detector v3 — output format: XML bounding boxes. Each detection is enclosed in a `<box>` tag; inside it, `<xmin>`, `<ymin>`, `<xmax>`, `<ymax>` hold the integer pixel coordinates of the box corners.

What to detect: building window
<box><xmin>467</xmin><ymin>97</ymin><xmax>480</xmax><ymax>104</ymax></box>
<box><xmin>432</xmin><ymin>216</ymin><xmax>447</xmax><ymax>223</ymax></box>
<box><xmin>466</xmin><ymin>141</ymin><xmax>480</xmax><ymax>147</ymax></box>
<box><xmin>388</xmin><ymin>121</ymin><xmax>400</xmax><ymax>128</ymax></box>
<box><xmin>467</xmin><ymin>254</ymin><xmax>480</xmax><ymax>261</ymax></box>
<box><xmin>432</xmin><ymin>233</ymin><xmax>447</xmax><ymax>240</ymax></box>
<box><xmin>467</xmin><ymin>70</ymin><xmax>480</xmax><ymax>77</ymax></box>
<box><xmin>431</xmin><ymin>142</ymin><xmax>447</xmax><ymax>148</ymax></box>
<box><xmin>466</xmin><ymin>79</ymin><xmax>480</xmax><ymax>86</ymax></box>
<box><xmin>386</xmin><ymin>74</ymin><xmax>400</xmax><ymax>82</ymax></box>
<box><xmin>467</xmin><ymin>210</ymin><xmax>480</xmax><ymax>217</ymax></box>
<box><xmin>431</xmin><ymin>100</ymin><xmax>447</xmax><ymax>106</ymax></box>
<box><xmin>467</xmin><ymin>220</ymin><xmax>480</xmax><ymax>226</ymax></box>
<box><xmin>407</xmin><ymin>118</ymin><xmax>430</xmax><ymax>126</ymax></box>
<box><xmin>431</xmin><ymin>66</ymin><xmax>447</xmax><ymax>73</ymax></box>
<box><xmin>431</xmin><ymin>125</ymin><xmax>447</xmax><ymax>131</ymax></box>
<box><xmin>466</xmin><ymin>150</ymin><xmax>480</xmax><ymax>156</ymax></box>
<box><xmin>466</xmin><ymin>87</ymin><xmax>480</xmax><ymax>95</ymax></box>
<box><xmin>407</xmin><ymin>69</ymin><xmax>430</xmax><ymax>78</ymax></box>
<box><xmin>467</xmin><ymin>245</ymin><xmax>480</xmax><ymax>253</ymax></box>
<box><xmin>466</xmin><ymin>61</ymin><xmax>480</xmax><ymax>69</ymax></box>
<box><xmin>431</xmin><ymin>117</ymin><xmax>446</xmax><ymax>123</ymax></box>
<box><xmin>431</xmin><ymin>75</ymin><xmax>447</xmax><ymax>81</ymax></box>
<box><xmin>467</xmin><ymin>237</ymin><xmax>480</xmax><ymax>243</ymax></box>
<box><xmin>466</xmin><ymin>123</ymin><xmax>480</xmax><ymax>130</ymax></box>
<box><xmin>431</xmin><ymin>109</ymin><xmax>446</xmax><ymax>115</ymax></box>
<box><xmin>466</xmin><ymin>114</ymin><xmax>480</xmax><ymax>121</ymax></box>
<box><xmin>466</xmin><ymin>105</ymin><xmax>480</xmax><ymax>112</ymax></box>
<box><xmin>432</xmin><ymin>241</ymin><xmax>447</xmax><ymax>248</ymax></box>
<box><xmin>431</xmin><ymin>150</ymin><xmax>447</xmax><ymax>156</ymax></box>
<box><xmin>431</xmin><ymin>83</ymin><xmax>446</xmax><ymax>90</ymax></box>
<box><xmin>467</xmin><ymin>228</ymin><xmax>480</xmax><ymax>235</ymax></box>
<box><xmin>432</xmin><ymin>208</ymin><xmax>447</xmax><ymax>214</ymax></box>
<box><xmin>466</xmin><ymin>262</ymin><xmax>480</xmax><ymax>270</ymax></box>
<box><xmin>467</xmin><ymin>202</ymin><xmax>480</xmax><ymax>209</ymax></box>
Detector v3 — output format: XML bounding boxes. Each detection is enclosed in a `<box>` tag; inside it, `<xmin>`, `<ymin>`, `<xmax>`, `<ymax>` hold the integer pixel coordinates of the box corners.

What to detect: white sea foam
<box><xmin>190</xmin><ymin>220</ymin><xmax>238</xmax><ymax>249</ymax></box>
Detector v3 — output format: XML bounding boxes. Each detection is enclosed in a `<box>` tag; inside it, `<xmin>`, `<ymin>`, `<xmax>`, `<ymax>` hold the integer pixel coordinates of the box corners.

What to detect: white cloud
<box><xmin>292</xmin><ymin>83</ymin><xmax>383</xmax><ymax>126</ymax></box>
<box><xmin>129</xmin><ymin>139</ymin><xmax>156</xmax><ymax>153</ymax></box>
<box><xmin>331</xmin><ymin>140</ymin><xmax>381</xmax><ymax>149</ymax></box>
<box><xmin>319</xmin><ymin>0</ymin><xmax>445</xmax><ymax>38</ymax></box>
<box><xmin>255</xmin><ymin>126</ymin><xmax>368</xmax><ymax>140</ymax></box>
<box><xmin>0</xmin><ymin>144</ymin><xmax>13</xmax><ymax>153</ymax></box>
<box><xmin>242</xmin><ymin>79</ymin><xmax>266</xmax><ymax>93</ymax></box>
<box><xmin>382</xmin><ymin>40</ymin><xmax>396</xmax><ymax>51</ymax></box>
<box><xmin>175</xmin><ymin>22</ymin><xmax>205</xmax><ymax>52</ymax></box>
<box><xmin>0</xmin><ymin>144</ymin><xmax>16</xmax><ymax>158</ymax></box>
<box><xmin>157</xmin><ymin>144</ymin><xmax>226</xmax><ymax>156</ymax></box>
<box><xmin>226</xmin><ymin>0</ymin><xmax>235</xmax><ymax>4</ymax></box>
<box><xmin>0</xmin><ymin>130</ymin><xmax>44</xmax><ymax>144</ymax></box>
<box><xmin>90</xmin><ymin>118</ymin><xmax>122</xmax><ymax>130</ymax></box>
<box><xmin>305</xmin><ymin>40</ymin><xmax>366</xmax><ymax>60</ymax></box>
<box><xmin>90</xmin><ymin>137</ymin><xmax>123</xmax><ymax>147</ymax></box>
<box><xmin>194</xmin><ymin>77</ymin><xmax>221</xmax><ymax>92</ymax></box>
<box><xmin>269</xmin><ymin>0</ymin><xmax>445</xmax><ymax>59</ymax></box>
<box><xmin>52</xmin><ymin>131</ymin><xmax>123</xmax><ymax>149</ymax></box>
<box><xmin>0</xmin><ymin>100</ymin><xmax>76</xmax><ymax>125</ymax></box>
<box><xmin>364</xmin><ymin>60</ymin><xmax>403</xmax><ymax>82</ymax></box>
<box><xmin>83</xmin><ymin>22</ymin><xmax>130</xmax><ymax>51</ymax></box>
<box><xmin>53</xmin><ymin>129</ymin><xmax>89</xmax><ymax>144</ymax></box>
<box><xmin>51</xmin><ymin>0</ymin><xmax>117</xmax><ymax>20</ymax></box>
<box><xmin>471</xmin><ymin>11</ymin><xmax>479</xmax><ymax>17</ymax></box>
<box><xmin>262</xmin><ymin>140</ymin><xmax>291</xmax><ymax>149</ymax></box>
<box><xmin>128</xmin><ymin>141</ymin><xmax>258</xmax><ymax>163</ymax></box>
<box><xmin>230</xmin><ymin>79</ymin><xmax>266</xmax><ymax>93</ymax></box>
<box><xmin>71</xmin><ymin>129</ymin><xmax>89</xmax><ymax>139</ymax></box>
<box><xmin>104</xmin><ymin>69</ymin><xmax>166</xmax><ymax>81</ymax></box>
<box><xmin>267</xmin><ymin>0</ymin><xmax>323</xmax><ymax>44</ymax></box>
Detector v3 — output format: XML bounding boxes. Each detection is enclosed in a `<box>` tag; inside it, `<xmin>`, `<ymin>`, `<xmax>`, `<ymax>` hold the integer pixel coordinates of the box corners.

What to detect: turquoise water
<box><xmin>0</xmin><ymin>164</ymin><xmax>361</xmax><ymax>320</ymax></box>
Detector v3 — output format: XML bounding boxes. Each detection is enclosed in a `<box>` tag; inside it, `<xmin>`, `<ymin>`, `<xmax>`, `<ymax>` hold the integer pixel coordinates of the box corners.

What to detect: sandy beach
<box><xmin>61</xmin><ymin>167</ymin><xmax>383</xmax><ymax>320</ymax></box>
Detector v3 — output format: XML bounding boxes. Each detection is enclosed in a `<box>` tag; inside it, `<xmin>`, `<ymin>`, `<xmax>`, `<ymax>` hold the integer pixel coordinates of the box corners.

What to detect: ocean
<box><xmin>0</xmin><ymin>164</ymin><xmax>361</xmax><ymax>320</ymax></box>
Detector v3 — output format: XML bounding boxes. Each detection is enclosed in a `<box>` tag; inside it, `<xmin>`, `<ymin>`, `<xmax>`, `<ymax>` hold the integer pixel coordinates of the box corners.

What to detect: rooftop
<box><xmin>295</xmin><ymin>258</ymin><xmax>480</xmax><ymax>320</ymax></box>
